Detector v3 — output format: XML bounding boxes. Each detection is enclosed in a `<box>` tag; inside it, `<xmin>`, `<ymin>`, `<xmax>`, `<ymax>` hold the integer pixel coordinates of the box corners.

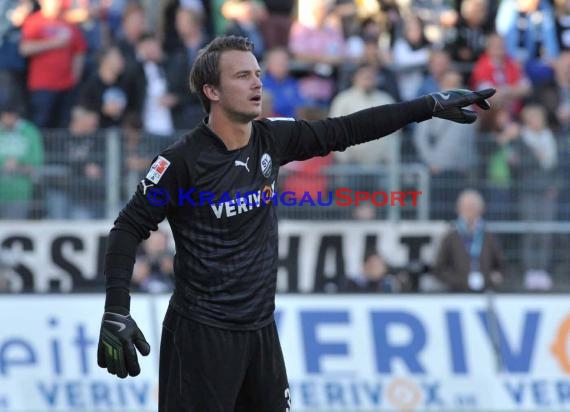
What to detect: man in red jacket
<box><xmin>20</xmin><ymin>0</ymin><xmax>87</xmax><ymax>128</ymax></box>
<box><xmin>471</xmin><ymin>33</ymin><xmax>531</xmax><ymax>117</ymax></box>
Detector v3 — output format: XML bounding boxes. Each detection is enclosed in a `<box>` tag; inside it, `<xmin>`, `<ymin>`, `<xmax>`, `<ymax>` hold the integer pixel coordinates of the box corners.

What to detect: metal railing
<box><xmin>1</xmin><ymin>125</ymin><xmax>569</xmax><ymax>291</ymax></box>
<box><xmin>2</xmin><ymin>126</ymin><xmax>569</xmax><ymax>222</ymax></box>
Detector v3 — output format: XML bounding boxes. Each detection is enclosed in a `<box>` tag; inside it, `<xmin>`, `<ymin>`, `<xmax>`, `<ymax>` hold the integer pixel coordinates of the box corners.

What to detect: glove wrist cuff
<box><xmin>105</xmin><ymin>287</ymin><xmax>130</xmax><ymax>313</ymax></box>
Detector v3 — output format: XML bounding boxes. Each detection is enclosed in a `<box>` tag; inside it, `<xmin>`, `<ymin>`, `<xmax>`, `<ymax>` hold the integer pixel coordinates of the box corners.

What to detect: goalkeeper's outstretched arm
<box><xmin>269</xmin><ymin>88</ymin><xmax>496</xmax><ymax>165</ymax></box>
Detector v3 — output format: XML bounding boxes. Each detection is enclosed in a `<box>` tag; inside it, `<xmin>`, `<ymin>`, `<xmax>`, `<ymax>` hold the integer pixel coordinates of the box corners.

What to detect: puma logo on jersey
<box><xmin>235</xmin><ymin>157</ymin><xmax>250</xmax><ymax>172</ymax></box>
<box><xmin>140</xmin><ymin>179</ymin><xmax>154</xmax><ymax>195</ymax></box>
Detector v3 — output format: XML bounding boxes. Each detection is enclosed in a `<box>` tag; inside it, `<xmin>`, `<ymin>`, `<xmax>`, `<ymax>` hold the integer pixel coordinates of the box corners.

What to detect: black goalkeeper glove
<box><xmin>97</xmin><ymin>307</ymin><xmax>150</xmax><ymax>378</ymax></box>
<box><xmin>427</xmin><ymin>88</ymin><xmax>496</xmax><ymax>124</ymax></box>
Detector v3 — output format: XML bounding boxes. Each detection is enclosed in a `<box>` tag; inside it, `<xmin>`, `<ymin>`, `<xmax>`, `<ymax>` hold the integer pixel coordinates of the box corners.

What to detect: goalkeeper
<box><xmin>97</xmin><ymin>35</ymin><xmax>495</xmax><ymax>411</ymax></box>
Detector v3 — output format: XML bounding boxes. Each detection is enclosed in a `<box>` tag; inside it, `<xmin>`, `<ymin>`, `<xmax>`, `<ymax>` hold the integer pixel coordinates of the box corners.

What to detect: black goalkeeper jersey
<box><xmin>104</xmin><ymin>98</ymin><xmax>433</xmax><ymax>330</ymax></box>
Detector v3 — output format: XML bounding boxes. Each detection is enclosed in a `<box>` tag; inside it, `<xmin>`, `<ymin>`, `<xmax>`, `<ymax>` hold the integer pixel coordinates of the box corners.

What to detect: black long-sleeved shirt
<box><xmin>104</xmin><ymin>97</ymin><xmax>433</xmax><ymax>330</ymax></box>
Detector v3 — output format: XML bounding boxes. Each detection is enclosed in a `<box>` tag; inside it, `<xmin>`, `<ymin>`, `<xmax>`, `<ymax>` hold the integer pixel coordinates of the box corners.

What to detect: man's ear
<box><xmin>203</xmin><ymin>84</ymin><xmax>220</xmax><ymax>102</ymax></box>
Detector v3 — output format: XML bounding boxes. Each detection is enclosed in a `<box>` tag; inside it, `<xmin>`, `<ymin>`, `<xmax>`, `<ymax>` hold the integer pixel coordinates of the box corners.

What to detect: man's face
<box><xmin>175</xmin><ymin>8</ymin><xmax>198</xmax><ymax>37</ymax></box>
<box><xmin>39</xmin><ymin>0</ymin><xmax>62</xmax><ymax>17</ymax></box>
<box><xmin>0</xmin><ymin>112</ymin><xmax>18</xmax><ymax>129</ymax></box>
<box><xmin>104</xmin><ymin>47</ymin><xmax>125</xmax><ymax>74</ymax></box>
<box><xmin>266</xmin><ymin>50</ymin><xmax>289</xmax><ymax>80</ymax></box>
<box><xmin>140</xmin><ymin>38</ymin><xmax>163</xmax><ymax>62</ymax></box>
<box><xmin>429</xmin><ymin>52</ymin><xmax>450</xmax><ymax>78</ymax></box>
<box><xmin>354</xmin><ymin>66</ymin><xmax>377</xmax><ymax>92</ymax></box>
<box><xmin>458</xmin><ymin>195</ymin><xmax>483</xmax><ymax>223</ymax></box>
<box><xmin>214</xmin><ymin>50</ymin><xmax>263</xmax><ymax>122</ymax></box>
<box><xmin>364</xmin><ymin>255</ymin><xmax>388</xmax><ymax>281</ymax></box>
<box><xmin>123</xmin><ymin>10</ymin><xmax>146</xmax><ymax>41</ymax></box>
<box><xmin>487</xmin><ymin>35</ymin><xmax>505</xmax><ymax>60</ymax></box>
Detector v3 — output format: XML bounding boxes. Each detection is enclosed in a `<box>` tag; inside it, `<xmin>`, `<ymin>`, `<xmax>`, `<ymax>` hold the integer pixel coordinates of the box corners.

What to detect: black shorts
<box><xmin>158</xmin><ymin>305</ymin><xmax>291</xmax><ymax>412</ymax></box>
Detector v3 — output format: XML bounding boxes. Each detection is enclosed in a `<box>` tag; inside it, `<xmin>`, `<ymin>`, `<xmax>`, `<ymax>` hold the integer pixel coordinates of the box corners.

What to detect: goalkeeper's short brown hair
<box><xmin>189</xmin><ymin>36</ymin><xmax>255</xmax><ymax>114</ymax></box>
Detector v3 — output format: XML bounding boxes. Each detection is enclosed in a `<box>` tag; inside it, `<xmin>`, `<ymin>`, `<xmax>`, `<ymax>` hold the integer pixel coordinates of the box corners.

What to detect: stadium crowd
<box><xmin>1</xmin><ymin>0</ymin><xmax>569</xmax><ymax>291</ymax></box>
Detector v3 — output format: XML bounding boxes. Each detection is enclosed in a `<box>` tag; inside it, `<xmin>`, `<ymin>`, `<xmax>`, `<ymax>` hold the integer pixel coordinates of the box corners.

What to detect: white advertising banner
<box><xmin>1</xmin><ymin>295</ymin><xmax>569</xmax><ymax>411</ymax></box>
<box><xmin>0</xmin><ymin>221</ymin><xmax>448</xmax><ymax>293</ymax></box>
<box><xmin>275</xmin><ymin>295</ymin><xmax>570</xmax><ymax>411</ymax></box>
<box><xmin>0</xmin><ymin>295</ymin><xmax>160</xmax><ymax>412</ymax></box>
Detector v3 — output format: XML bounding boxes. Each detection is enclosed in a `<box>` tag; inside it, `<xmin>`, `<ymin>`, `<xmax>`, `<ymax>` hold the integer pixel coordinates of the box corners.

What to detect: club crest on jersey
<box><xmin>260</xmin><ymin>153</ymin><xmax>272</xmax><ymax>178</ymax></box>
<box><xmin>146</xmin><ymin>156</ymin><xmax>171</xmax><ymax>184</ymax></box>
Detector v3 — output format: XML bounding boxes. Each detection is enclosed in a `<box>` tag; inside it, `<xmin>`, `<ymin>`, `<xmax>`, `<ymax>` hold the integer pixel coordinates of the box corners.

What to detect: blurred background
<box><xmin>0</xmin><ymin>0</ymin><xmax>569</xmax><ymax>411</ymax></box>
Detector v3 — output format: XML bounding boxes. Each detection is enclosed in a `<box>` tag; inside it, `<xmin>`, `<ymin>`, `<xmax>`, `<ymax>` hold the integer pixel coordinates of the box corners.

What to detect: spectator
<box><xmin>132</xmin><ymin>229</ymin><xmax>174</xmax><ymax>293</ymax></box>
<box><xmin>391</xmin><ymin>14</ymin><xmax>431</xmax><ymax>101</ymax></box>
<box><xmin>434</xmin><ymin>189</ymin><xmax>505</xmax><ymax>292</ymax></box>
<box><xmin>208</xmin><ymin>0</ymin><xmax>234</xmax><ymax>36</ymax></box>
<box><xmin>471</xmin><ymin>33</ymin><xmax>532</xmax><ymax>117</ymax></box>
<box><xmin>288</xmin><ymin>0</ymin><xmax>349</xmax><ymax>105</ymax></box>
<box><xmin>134</xmin><ymin>33</ymin><xmax>176</xmax><ymax>140</ymax></box>
<box><xmin>0</xmin><ymin>0</ymin><xmax>36</xmax><ymax>115</ymax></box>
<box><xmin>121</xmin><ymin>111</ymin><xmax>153</xmax><ymax>199</ymax></box>
<box><xmin>416</xmin><ymin>49</ymin><xmax>453</xmax><ymax>96</ymax></box>
<box><xmin>259</xmin><ymin>0</ymin><xmax>294</xmax><ymax>50</ymax></box>
<box><xmin>377</xmin><ymin>0</ymin><xmax>403</xmax><ymax>49</ymax></box>
<box><xmin>78</xmin><ymin>45</ymin><xmax>132</xmax><ymax>128</ymax></box>
<box><xmin>65</xmin><ymin>106</ymin><xmax>105</xmax><ymax>219</ymax></box>
<box><xmin>556</xmin><ymin>0</ymin><xmax>570</xmax><ymax>52</ymax></box>
<box><xmin>331</xmin><ymin>0</ymin><xmax>358</xmax><ymax>40</ymax></box>
<box><xmin>342</xmin><ymin>250</ymin><xmax>400</xmax><ymax>293</ymax></box>
<box><xmin>496</xmin><ymin>0</ymin><xmax>559</xmax><ymax>85</ymax></box>
<box><xmin>19</xmin><ymin>0</ymin><xmax>87</xmax><ymax>128</ymax></box>
<box><xmin>329</xmin><ymin>63</ymin><xmax>401</xmax><ymax>220</ymax></box>
<box><xmin>454</xmin><ymin>0</ymin><xmax>499</xmax><ymax>31</ymax></box>
<box><xmin>261</xmin><ymin>47</ymin><xmax>306</xmax><ymax>118</ymax></box>
<box><xmin>160</xmin><ymin>0</ymin><xmax>206</xmax><ymax>53</ymax></box>
<box><xmin>359</xmin><ymin>37</ymin><xmax>400</xmax><ymax>101</ymax></box>
<box><xmin>337</xmin><ymin>17</ymin><xmax>394</xmax><ymax>94</ymax></box>
<box><xmin>0</xmin><ymin>98</ymin><xmax>43</xmax><ymax>219</ymax></box>
<box><xmin>406</xmin><ymin>0</ymin><xmax>458</xmax><ymax>46</ymax></box>
<box><xmin>336</xmin><ymin>17</ymin><xmax>387</xmax><ymax>91</ymax></box>
<box><xmin>115</xmin><ymin>1</ymin><xmax>146</xmax><ymax>66</ymax></box>
<box><xmin>445</xmin><ymin>0</ymin><xmax>492</xmax><ymax>66</ymax></box>
<box><xmin>478</xmin><ymin>107</ymin><xmax>521</xmax><ymax>220</ymax></box>
<box><xmin>344</xmin><ymin>17</ymin><xmax>384</xmax><ymax>62</ymax></box>
<box><xmin>514</xmin><ymin>103</ymin><xmax>558</xmax><ymax>288</ymax></box>
<box><xmin>414</xmin><ymin>70</ymin><xmax>477</xmax><ymax>220</ymax></box>
<box><xmin>166</xmin><ymin>6</ymin><xmax>209</xmax><ymax>129</ymax></box>
<box><xmin>555</xmin><ymin>51</ymin><xmax>570</xmax><ymax>132</ymax></box>
<box><xmin>329</xmin><ymin>63</ymin><xmax>399</xmax><ymax>142</ymax></box>
<box><xmin>44</xmin><ymin>106</ymin><xmax>105</xmax><ymax>219</ymax></box>
<box><xmin>100</xmin><ymin>0</ymin><xmax>134</xmax><ymax>40</ymax></box>
<box><xmin>114</xmin><ymin>1</ymin><xmax>146</xmax><ymax>105</ymax></box>
<box><xmin>62</xmin><ymin>0</ymin><xmax>110</xmax><ymax>81</ymax></box>
<box><xmin>222</xmin><ymin>0</ymin><xmax>267</xmax><ymax>60</ymax></box>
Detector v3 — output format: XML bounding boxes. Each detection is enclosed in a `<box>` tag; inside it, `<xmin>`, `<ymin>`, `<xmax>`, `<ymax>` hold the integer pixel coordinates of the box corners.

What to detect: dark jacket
<box><xmin>434</xmin><ymin>228</ymin><xmax>505</xmax><ymax>292</ymax></box>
